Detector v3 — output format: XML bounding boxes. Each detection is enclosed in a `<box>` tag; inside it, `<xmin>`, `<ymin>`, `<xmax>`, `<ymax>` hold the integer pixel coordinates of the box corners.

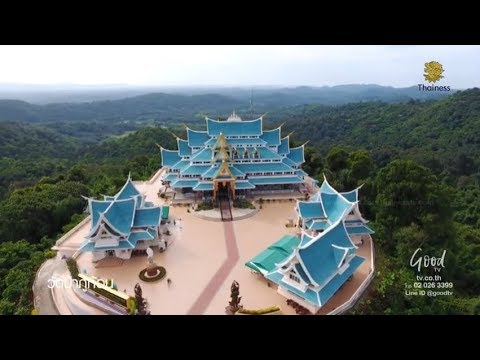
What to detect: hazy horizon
<box><xmin>0</xmin><ymin>83</ymin><xmax>468</xmax><ymax>90</ymax></box>
<box><xmin>0</xmin><ymin>45</ymin><xmax>479</xmax><ymax>89</ymax></box>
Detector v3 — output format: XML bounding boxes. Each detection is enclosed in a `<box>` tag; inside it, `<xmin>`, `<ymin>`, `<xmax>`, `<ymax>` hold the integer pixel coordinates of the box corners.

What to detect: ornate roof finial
<box><xmin>227</xmin><ymin>110</ymin><xmax>242</xmax><ymax>122</ymax></box>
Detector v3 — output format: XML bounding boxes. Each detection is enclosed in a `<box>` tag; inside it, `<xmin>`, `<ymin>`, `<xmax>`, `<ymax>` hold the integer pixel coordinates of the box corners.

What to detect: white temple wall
<box><xmin>115</xmin><ymin>249</ymin><xmax>132</xmax><ymax>260</ymax></box>
<box><xmin>277</xmin><ymin>286</ymin><xmax>320</xmax><ymax>314</ymax></box>
<box><xmin>92</xmin><ymin>251</ymin><xmax>107</xmax><ymax>262</ymax></box>
<box><xmin>134</xmin><ymin>239</ymin><xmax>158</xmax><ymax>250</ymax></box>
<box><xmin>95</xmin><ymin>237</ymin><xmax>119</xmax><ymax>248</ymax></box>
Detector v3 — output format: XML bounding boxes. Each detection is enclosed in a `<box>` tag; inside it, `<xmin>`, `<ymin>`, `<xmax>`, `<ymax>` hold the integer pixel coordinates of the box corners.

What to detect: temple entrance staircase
<box><xmin>218</xmin><ymin>192</ymin><xmax>233</xmax><ymax>222</ymax></box>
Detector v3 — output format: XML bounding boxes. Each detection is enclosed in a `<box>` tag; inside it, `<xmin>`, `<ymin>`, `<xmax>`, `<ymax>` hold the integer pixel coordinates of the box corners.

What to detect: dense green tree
<box><xmin>0</xmin><ymin>181</ymin><xmax>88</xmax><ymax>243</ymax></box>
<box><xmin>326</xmin><ymin>146</ymin><xmax>349</xmax><ymax>173</ymax></box>
<box><xmin>348</xmin><ymin>149</ymin><xmax>374</xmax><ymax>184</ymax></box>
<box><xmin>303</xmin><ymin>146</ymin><xmax>323</xmax><ymax>177</ymax></box>
<box><xmin>374</xmin><ymin>160</ymin><xmax>452</xmax><ymax>248</ymax></box>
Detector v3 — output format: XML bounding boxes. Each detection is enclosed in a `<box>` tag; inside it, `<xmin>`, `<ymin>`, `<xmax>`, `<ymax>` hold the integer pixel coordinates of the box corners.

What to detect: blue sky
<box><xmin>0</xmin><ymin>45</ymin><xmax>478</xmax><ymax>88</ymax></box>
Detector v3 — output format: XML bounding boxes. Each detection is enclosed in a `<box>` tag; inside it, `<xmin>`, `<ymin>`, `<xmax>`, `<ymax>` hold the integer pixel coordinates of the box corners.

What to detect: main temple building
<box><xmin>160</xmin><ymin>112</ymin><xmax>308</xmax><ymax>200</ymax></box>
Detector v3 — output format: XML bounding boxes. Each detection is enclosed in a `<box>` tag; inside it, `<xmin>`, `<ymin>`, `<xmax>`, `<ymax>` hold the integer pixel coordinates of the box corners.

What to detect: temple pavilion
<box><xmin>159</xmin><ymin>112</ymin><xmax>308</xmax><ymax>200</ymax></box>
<box><xmin>80</xmin><ymin>175</ymin><xmax>165</xmax><ymax>262</ymax></box>
<box><xmin>246</xmin><ymin>177</ymin><xmax>374</xmax><ymax>313</ymax></box>
<box><xmin>296</xmin><ymin>175</ymin><xmax>374</xmax><ymax>245</ymax></box>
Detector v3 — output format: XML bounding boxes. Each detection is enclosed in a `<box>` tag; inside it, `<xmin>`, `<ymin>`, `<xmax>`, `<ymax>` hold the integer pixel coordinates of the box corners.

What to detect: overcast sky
<box><xmin>0</xmin><ymin>45</ymin><xmax>478</xmax><ymax>88</ymax></box>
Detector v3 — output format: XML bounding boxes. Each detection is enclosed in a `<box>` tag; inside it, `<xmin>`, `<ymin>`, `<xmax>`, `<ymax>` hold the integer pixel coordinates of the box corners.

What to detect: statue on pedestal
<box><xmin>146</xmin><ymin>247</ymin><xmax>158</xmax><ymax>277</ymax></box>
<box><xmin>226</xmin><ymin>280</ymin><xmax>242</xmax><ymax>314</ymax></box>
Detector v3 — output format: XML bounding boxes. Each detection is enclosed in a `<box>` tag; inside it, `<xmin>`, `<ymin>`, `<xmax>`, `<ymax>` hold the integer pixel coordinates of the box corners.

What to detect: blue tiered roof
<box><xmin>159</xmin><ymin>113</ymin><xmax>308</xmax><ymax>191</ymax></box>
<box><xmin>102</xmin><ymin>198</ymin><xmax>136</xmax><ymax>234</ymax></box>
<box><xmin>90</xmin><ymin>200</ymin><xmax>112</xmax><ymax>229</ymax></box>
<box><xmin>266</xmin><ymin>218</ymin><xmax>365</xmax><ymax>308</ymax></box>
<box><xmin>187</xmin><ymin>128</ymin><xmax>209</xmax><ymax>147</ymax></box>
<box><xmin>206</xmin><ymin>117</ymin><xmax>262</xmax><ymax>136</ymax></box>
<box><xmin>161</xmin><ymin>148</ymin><xmax>182</xmax><ymax>167</ymax></box>
<box><xmin>297</xmin><ymin>201</ymin><xmax>326</xmax><ymax>219</ymax></box>
<box><xmin>178</xmin><ymin>138</ymin><xmax>191</xmax><ymax>157</ymax></box>
<box><xmin>287</xmin><ymin>145</ymin><xmax>305</xmax><ymax>164</ymax></box>
<box><xmin>244</xmin><ymin>176</ymin><xmax>373</xmax><ymax>312</ymax></box>
<box><xmin>133</xmin><ymin>207</ymin><xmax>162</xmax><ymax>227</ymax></box>
<box><xmin>297</xmin><ymin>219</ymin><xmax>357</xmax><ymax>286</ymax></box>
<box><xmin>297</xmin><ymin>177</ymin><xmax>374</xmax><ymax>242</ymax></box>
<box><xmin>115</xmin><ymin>176</ymin><xmax>141</xmax><ymax>200</ymax></box>
<box><xmin>249</xmin><ymin>176</ymin><xmax>303</xmax><ymax>185</ymax></box>
<box><xmin>260</xmin><ymin>128</ymin><xmax>281</xmax><ymax>146</ymax></box>
<box><xmin>193</xmin><ymin>182</ymin><xmax>214</xmax><ymax>191</ymax></box>
<box><xmin>81</xmin><ymin>177</ymin><xmax>162</xmax><ymax>253</ymax></box>
<box><xmin>278</xmin><ymin>137</ymin><xmax>290</xmax><ymax>155</ymax></box>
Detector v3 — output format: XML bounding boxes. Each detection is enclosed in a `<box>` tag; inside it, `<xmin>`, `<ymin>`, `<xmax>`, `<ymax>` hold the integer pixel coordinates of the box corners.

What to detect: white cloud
<box><xmin>0</xmin><ymin>45</ymin><xmax>478</xmax><ymax>88</ymax></box>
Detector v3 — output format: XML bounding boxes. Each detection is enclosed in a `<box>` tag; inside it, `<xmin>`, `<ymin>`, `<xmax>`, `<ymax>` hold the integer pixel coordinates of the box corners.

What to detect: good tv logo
<box><xmin>418</xmin><ymin>61</ymin><xmax>451</xmax><ymax>91</ymax></box>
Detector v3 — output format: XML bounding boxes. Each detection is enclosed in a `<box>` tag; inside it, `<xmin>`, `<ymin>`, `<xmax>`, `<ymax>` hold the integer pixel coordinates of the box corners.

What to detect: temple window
<box><xmin>289</xmin><ymin>273</ymin><xmax>301</xmax><ymax>283</ymax></box>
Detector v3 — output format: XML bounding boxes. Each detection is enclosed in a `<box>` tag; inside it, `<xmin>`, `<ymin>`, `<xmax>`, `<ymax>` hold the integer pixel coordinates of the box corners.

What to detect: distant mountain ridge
<box><xmin>0</xmin><ymin>84</ymin><xmax>456</xmax><ymax>123</ymax></box>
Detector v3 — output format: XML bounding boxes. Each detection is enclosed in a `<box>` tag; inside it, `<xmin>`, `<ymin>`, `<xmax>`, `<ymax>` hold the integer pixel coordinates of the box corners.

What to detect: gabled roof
<box><xmin>268</xmin><ymin>253</ymin><xmax>365</xmax><ymax>308</ymax></box>
<box><xmin>193</xmin><ymin>182</ymin><xmax>214</xmax><ymax>191</ymax></box>
<box><xmin>128</xmin><ymin>231</ymin><xmax>155</xmax><ymax>246</ymax></box>
<box><xmin>278</xmin><ymin>136</ymin><xmax>290</xmax><ymax>155</ymax></box>
<box><xmin>213</xmin><ymin>133</ymin><xmax>230</xmax><ymax>150</ymax></box>
<box><xmin>79</xmin><ymin>239</ymin><xmax>135</xmax><ymax>252</ymax></box>
<box><xmin>249</xmin><ymin>176</ymin><xmax>303</xmax><ymax>185</ymax></box>
<box><xmin>89</xmin><ymin>200</ymin><xmax>112</xmax><ymax>230</ymax></box>
<box><xmin>201</xmin><ymin>164</ymin><xmax>247</xmax><ymax>179</ymax></box>
<box><xmin>317</xmin><ymin>175</ymin><xmax>337</xmax><ymax>196</ymax></box>
<box><xmin>115</xmin><ymin>176</ymin><xmax>141</xmax><ymax>200</ymax></box>
<box><xmin>256</xmin><ymin>146</ymin><xmax>282</xmax><ymax>160</ymax></box>
<box><xmin>234</xmin><ymin>181</ymin><xmax>255</xmax><ymax>189</ymax></box>
<box><xmin>302</xmin><ymin>177</ymin><xmax>358</xmax><ymax>224</ymax></box>
<box><xmin>206</xmin><ymin>117</ymin><xmax>262</xmax><ymax>136</ymax></box>
<box><xmin>282</xmin><ymin>157</ymin><xmax>297</xmax><ymax>167</ymax></box>
<box><xmin>346</xmin><ymin>224</ymin><xmax>375</xmax><ymax>235</ymax></box>
<box><xmin>170</xmin><ymin>179</ymin><xmax>199</xmax><ymax>188</ymax></box>
<box><xmin>286</xmin><ymin>145</ymin><xmax>305</xmax><ymax>164</ymax></box>
<box><xmin>190</xmin><ymin>147</ymin><xmax>212</xmax><ymax>162</ymax></box>
<box><xmin>181</xmin><ymin>165</ymin><xmax>211</xmax><ymax>176</ymax></box>
<box><xmin>320</xmin><ymin>192</ymin><xmax>355</xmax><ymax>224</ymax></box>
<box><xmin>102</xmin><ymin>198</ymin><xmax>137</xmax><ymax>235</ymax></box>
<box><xmin>161</xmin><ymin>148</ymin><xmax>182</xmax><ymax>167</ymax></box>
<box><xmin>163</xmin><ymin>172</ymin><xmax>178</xmax><ymax>182</ymax></box>
<box><xmin>297</xmin><ymin>218</ymin><xmax>357</xmax><ymax>287</ymax></box>
<box><xmin>317</xmin><ymin>255</ymin><xmax>364</xmax><ymax>305</ymax></box>
<box><xmin>234</xmin><ymin>162</ymin><xmax>294</xmax><ymax>174</ymax></box>
<box><xmin>214</xmin><ymin>160</ymin><xmax>235</xmax><ymax>179</ymax></box>
<box><xmin>305</xmin><ymin>219</ymin><xmax>330</xmax><ymax>231</ymax></box>
<box><xmin>340</xmin><ymin>185</ymin><xmax>363</xmax><ymax>203</ymax></box>
<box><xmin>223</xmin><ymin>138</ymin><xmax>267</xmax><ymax>146</ymax></box>
<box><xmin>171</xmin><ymin>160</ymin><xmax>190</xmax><ymax>171</ymax></box>
<box><xmin>177</xmin><ymin>138</ymin><xmax>191</xmax><ymax>157</ymax></box>
<box><xmin>260</xmin><ymin>128</ymin><xmax>281</xmax><ymax>146</ymax></box>
<box><xmin>187</xmin><ymin>128</ymin><xmax>209</xmax><ymax>147</ymax></box>
<box><xmin>299</xmin><ymin>231</ymin><xmax>314</xmax><ymax>247</ymax></box>
<box><xmin>245</xmin><ymin>235</ymin><xmax>300</xmax><ymax>275</ymax></box>
<box><xmin>133</xmin><ymin>207</ymin><xmax>162</xmax><ymax>227</ymax></box>
<box><xmin>297</xmin><ymin>201</ymin><xmax>326</xmax><ymax>219</ymax></box>
<box><xmin>213</xmin><ymin>147</ymin><xmax>231</xmax><ymax>162</ymax></box>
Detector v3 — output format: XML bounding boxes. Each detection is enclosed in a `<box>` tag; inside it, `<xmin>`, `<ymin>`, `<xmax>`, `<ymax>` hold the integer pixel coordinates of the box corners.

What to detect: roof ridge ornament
<box><xmin>227</xmin><ymin>110</ymin><xmax>242</xmax><ymax>122</ymax></box>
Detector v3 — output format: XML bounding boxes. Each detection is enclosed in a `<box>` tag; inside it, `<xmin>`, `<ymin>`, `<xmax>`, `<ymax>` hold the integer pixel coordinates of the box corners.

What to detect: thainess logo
<box><xmin>418</xmin><ymin>61</ymin><xmax>451</xmax><ymax>92</ymax></box>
